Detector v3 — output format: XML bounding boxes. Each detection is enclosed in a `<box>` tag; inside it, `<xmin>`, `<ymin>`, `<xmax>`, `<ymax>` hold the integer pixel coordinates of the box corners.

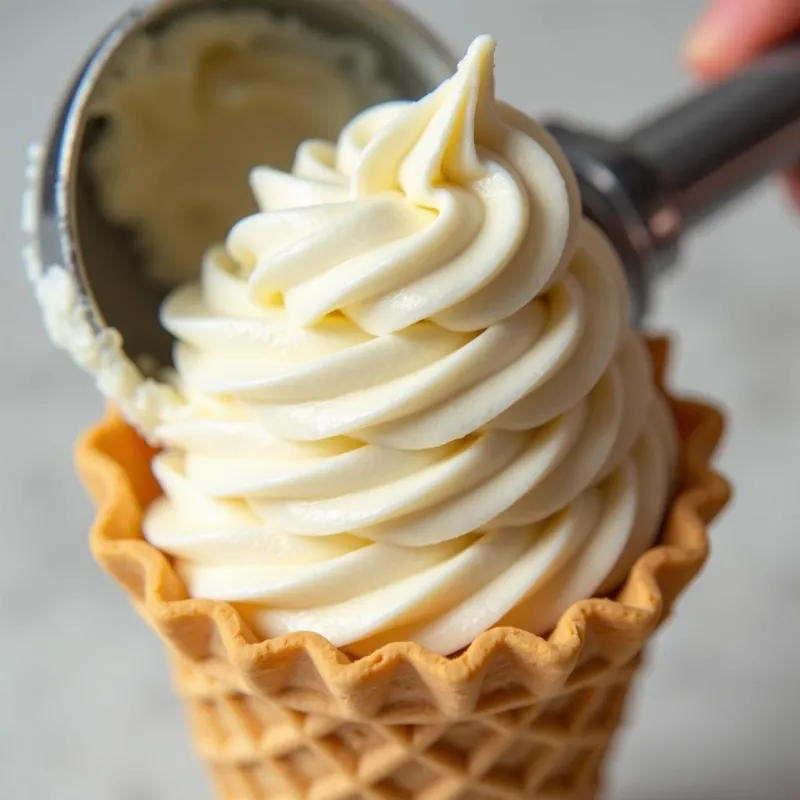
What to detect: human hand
<box><xmin>685</xmin><ymin>0</ymin><xmax>800</xmax><ymax>207</ymax></box>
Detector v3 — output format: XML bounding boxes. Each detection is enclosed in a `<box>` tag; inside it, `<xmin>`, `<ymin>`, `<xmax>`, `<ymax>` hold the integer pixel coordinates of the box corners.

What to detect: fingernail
<box><xmin>684</xmin><ymin>1</ymin><xmax>741</xmax><ymax>67</ymax></box>
<box><xmin>684</xmin><ymin>7</ymin><xmax>724</xmax><ymax>64</ymax></box>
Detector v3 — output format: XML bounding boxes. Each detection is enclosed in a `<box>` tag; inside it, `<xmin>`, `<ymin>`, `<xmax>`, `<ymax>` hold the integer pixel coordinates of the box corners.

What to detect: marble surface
<box><xmin>1</xmin><ymin>1</ymin><xmax>798</xmax><ymax>798</ymax></box>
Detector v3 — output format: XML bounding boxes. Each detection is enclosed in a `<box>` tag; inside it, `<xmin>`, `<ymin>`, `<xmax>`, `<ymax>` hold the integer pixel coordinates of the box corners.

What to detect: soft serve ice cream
<box><xmin>144</xmin><ymin>36</ymin><xmax>678</xmax><ymax>657</ymax></box>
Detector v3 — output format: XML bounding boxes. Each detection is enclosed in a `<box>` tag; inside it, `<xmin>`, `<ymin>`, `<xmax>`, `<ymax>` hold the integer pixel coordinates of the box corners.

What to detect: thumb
<box><xmin>786</xmin><ymin>166</ymin><xmax>800</xmax><ymax>209</ymax></box>
<box><xmin>685</xmin><ymin>0</ymin><xmax>800</xmax><ymax>79</ymax></box>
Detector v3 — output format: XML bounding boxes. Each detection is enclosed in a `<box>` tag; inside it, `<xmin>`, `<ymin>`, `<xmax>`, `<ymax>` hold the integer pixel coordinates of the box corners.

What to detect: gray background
<box><xmin>1</xmin><ymin>1</ymin><xmax>798</xmax><ymax>798</ymax></box>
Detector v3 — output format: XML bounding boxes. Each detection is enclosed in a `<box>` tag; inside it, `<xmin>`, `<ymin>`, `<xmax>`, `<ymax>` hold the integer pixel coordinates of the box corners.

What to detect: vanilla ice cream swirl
<box><xmin>145</xmin><ymin>37</ymin><xmax>678</xmax><ymax>657</ymax></box>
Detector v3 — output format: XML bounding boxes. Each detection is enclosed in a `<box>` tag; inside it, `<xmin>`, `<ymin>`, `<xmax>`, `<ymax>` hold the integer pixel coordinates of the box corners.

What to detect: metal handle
<box><xmin>625</xmin><ymin>41</ymin><xmax>800</xmax><ymax>227</ymax></box>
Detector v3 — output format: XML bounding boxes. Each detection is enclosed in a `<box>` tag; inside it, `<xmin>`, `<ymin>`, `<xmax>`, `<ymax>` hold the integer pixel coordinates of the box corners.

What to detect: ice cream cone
<box><xmin>76</xmin><ymin>339</ymin><xmax>730</xmax><ymax>799</ymax></box>
<box><xmin>170</xmin><ymin>646</ymin><xmax>643</xmax><ymax>800</ymax></box>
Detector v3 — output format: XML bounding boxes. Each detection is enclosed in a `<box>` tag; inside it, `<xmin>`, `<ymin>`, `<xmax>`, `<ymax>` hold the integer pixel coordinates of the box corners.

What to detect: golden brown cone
<box><xmin>76</xmin><ymin>339</ymin><xmax>731</xmax><ymax>725</ymax></box>
<box><xmin>170</xmin><ymin>647</ymin><xmax>644</xmax><ymax>799</ymax></box>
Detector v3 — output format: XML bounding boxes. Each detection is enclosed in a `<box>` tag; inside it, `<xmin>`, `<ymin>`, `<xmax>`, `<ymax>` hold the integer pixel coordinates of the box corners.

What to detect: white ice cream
<box><xmin>143</xmin><ymin>37</ymin><xmax>678</xmax><ymax>656</ymax></box>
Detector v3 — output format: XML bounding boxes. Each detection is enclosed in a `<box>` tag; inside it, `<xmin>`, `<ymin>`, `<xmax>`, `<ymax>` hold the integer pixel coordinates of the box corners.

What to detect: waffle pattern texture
<box><xmin>76</xmin><ymin>339</ymin><xmax>730</xmax><ymax>798</ymax></box>
<box><xmin>172</xmin><ymin>648</ymin><xmax>642</xmax><ymax>800</ymax></box>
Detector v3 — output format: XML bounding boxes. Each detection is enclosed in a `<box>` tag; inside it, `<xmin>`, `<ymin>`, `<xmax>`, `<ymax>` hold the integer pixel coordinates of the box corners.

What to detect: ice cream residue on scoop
<box><xmin>87</xmin><ymin>10</ymin><xmax>395</xmax><ymax>287</ymax></box>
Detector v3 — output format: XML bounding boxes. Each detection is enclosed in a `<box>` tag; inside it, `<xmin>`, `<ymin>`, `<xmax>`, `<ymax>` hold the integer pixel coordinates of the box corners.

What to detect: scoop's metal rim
<box><xmin>38</xmin><ymin>8</ymin><xmax>141</xmax><ymax>335</ymax></box>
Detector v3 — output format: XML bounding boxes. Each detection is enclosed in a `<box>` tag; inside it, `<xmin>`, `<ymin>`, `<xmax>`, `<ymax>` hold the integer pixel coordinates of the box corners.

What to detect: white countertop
<box><xmin>1</xmin><ymin>1</ymin><xmax>798</xmax><ymax>798</ymax></box>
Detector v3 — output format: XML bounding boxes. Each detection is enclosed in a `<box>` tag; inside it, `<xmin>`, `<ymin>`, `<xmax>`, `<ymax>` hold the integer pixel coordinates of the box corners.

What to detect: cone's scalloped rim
<box><xmin>75</xmin><ymin>338</ymin><xmax>731</xmax><ymax>710</ymax></box>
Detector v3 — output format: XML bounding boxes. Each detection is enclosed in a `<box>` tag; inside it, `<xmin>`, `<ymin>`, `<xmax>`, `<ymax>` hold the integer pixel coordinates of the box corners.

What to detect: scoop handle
<box><xmin>624</xmin><ymin>40</ymin><xmax>800</xmax><ymax>228</ymax></box>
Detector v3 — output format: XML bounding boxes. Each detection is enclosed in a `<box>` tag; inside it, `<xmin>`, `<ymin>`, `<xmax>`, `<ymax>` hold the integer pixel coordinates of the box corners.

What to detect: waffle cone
<box><xmin>76</xmin><ymin>339</ymin><xmax>730</xmax><ymax>799</ymax></box>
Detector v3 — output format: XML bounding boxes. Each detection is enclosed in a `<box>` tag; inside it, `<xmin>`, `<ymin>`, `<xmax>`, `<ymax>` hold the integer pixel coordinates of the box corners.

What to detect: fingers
<box><xmin>786</xmin><ymin>166</ymin><xmax>800</xmax><ymax>208</ymax></box>
<box><xmin>685</xmin><ymin>0</ymin><xmax>800</xmax><ymax>79</ymax></box>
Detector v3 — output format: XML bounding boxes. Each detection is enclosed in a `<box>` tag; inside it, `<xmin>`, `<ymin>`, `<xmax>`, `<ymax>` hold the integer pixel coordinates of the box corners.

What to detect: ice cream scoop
<box><xmin>29</xmin><ymin>0</ymin><xmax>799</xmax><ymax>376</ymax></box>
